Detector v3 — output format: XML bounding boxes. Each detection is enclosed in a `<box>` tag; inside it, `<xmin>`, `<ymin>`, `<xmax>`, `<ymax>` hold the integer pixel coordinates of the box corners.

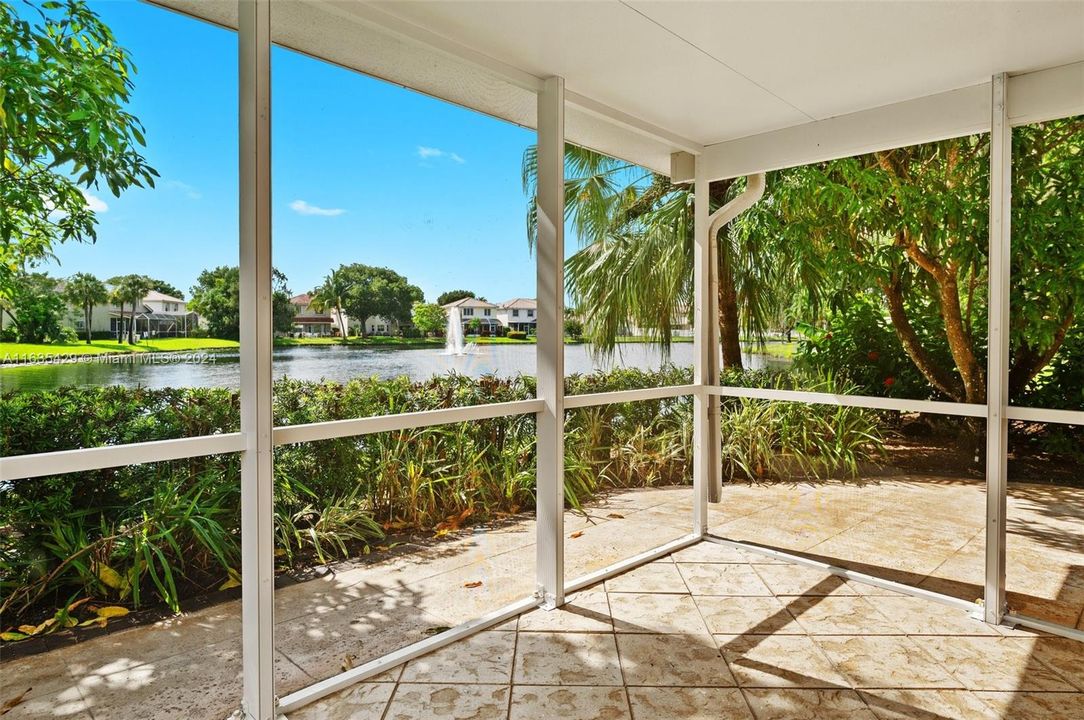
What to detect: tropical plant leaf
<box><xmin>94</xmin><ymin>606</ymin><xmax>129</xmax><ymax>619</ymax></box>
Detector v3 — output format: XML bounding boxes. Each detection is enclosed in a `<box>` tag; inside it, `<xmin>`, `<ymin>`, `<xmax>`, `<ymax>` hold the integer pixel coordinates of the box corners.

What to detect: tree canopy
<box><xmin>148</xmin><ymin>278</ymin><xmax>184</xmax><ymax>300</ymax></box>
<box><xmin>411</xmin><ymin>302</ymin><xmax>446</xmax><ymax>337</ymax></box>
<box><xmin>436</xmin><ymin>289</ymin><xmax>477</xmax><ymax>306</ymax></box>
<box><xmin>1</xmin><ymin>271</ymin><xmax>64</xmax><ymax>343</ymax></box>
<box><xmin>765</xmin><ymin>118</ymin><xmax>1084</xmax><ymax>404</ymax></box>
<box><xmin>188</xmin><ymin>266</ymin><xmax>294</xmax><ymax>340</ymax></box>
<box><xmin>1</xmin><ymin>0</ymin><xmax>157</xmax><ymax>302</ymax></box>
<box><xmin>332</xmin><ymin>264</ymin><xmax>423</xmax><ymax>335</ymax></box>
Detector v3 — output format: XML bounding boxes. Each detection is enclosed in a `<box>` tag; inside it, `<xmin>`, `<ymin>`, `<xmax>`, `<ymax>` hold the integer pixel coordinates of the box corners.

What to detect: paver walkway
<box><xmin>3</xmin><ymin>477</ymin><xmax>1082</xmax><ymax>719</ymax></box>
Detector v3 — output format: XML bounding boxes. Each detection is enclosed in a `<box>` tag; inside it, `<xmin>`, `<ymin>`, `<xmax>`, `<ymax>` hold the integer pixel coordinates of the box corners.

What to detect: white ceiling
<box><xmin>373</xmin><ymin>0</ymin><xmax>1084</xmax><ymax>145</ymax></box>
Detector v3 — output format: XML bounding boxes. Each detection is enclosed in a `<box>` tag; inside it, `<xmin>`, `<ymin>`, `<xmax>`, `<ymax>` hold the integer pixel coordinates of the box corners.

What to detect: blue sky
<box><xmin>44</xmin><ymin>1</ymin><xmax>541</xmax><ymax>303</ymax></box>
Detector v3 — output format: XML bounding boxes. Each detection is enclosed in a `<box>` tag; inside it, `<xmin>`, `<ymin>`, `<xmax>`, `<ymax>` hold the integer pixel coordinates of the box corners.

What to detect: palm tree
<box><xmin>62</xmin><ymin>272</ymin><xmax>108</xmax><ymax>344</ymax></box>
<box><xmin>110</xmin><ymin>274</ymin><xmax>154</xmax><ymax>344</ymax></box>
<box><xmin>311</xmin><ymin>267</ymin><xmax>351</xmax><ymax>341</ymax></box>
<box><xmin>107</xmin><ymin>282</ymin><xmax>126</xmax><ymax>342</ymax></box>
<box><xmin>523</xmin><ymin>144</ymin><xmax>793</xmax><ymax>369</ymax></box>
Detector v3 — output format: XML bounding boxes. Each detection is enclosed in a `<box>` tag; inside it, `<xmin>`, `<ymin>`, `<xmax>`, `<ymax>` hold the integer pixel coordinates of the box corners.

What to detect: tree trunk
<box><xmin>1009</xmin><ymin>311</ymin><xmax>1074</xmax><ymax>398</ymax></box>
<box><xmin>336</xmin><ymin>302</ymin><xmax>348</xmax><ymax>340</ymax></box>
<box><xmin>718</xmin><ymin>243</ymin><xmax>744</xmax><ymax>370</ymax></box>
<box><xmin>879</xmin><ymin>276</ymin><xmax>963</xmax><ymax>401</ymax></box>
<box><xmin>127</xmin><ymin>298</ymin><xmax>135</xmax><ymax>344</ymax></box>
<box><xmin>709</xmin><ymin>180</ymin><xmax>743</xmax><ymax>371</ymax></box>
<box><xmin>85</xmin><ymin>305</ymin><xmax>92</xmax><ymax>344</ymax></box>
<box><xmin>936</xmin><ymin>272</ymin><xmax>985</xmax><ymax>404</ymax></box>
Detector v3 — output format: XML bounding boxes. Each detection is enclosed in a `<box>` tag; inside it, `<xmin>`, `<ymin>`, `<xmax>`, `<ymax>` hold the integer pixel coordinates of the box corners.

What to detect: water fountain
<box><xmin>443</xmin><ymin>306</ymin><xmax>471</xmax><ymax>355</ymax></box>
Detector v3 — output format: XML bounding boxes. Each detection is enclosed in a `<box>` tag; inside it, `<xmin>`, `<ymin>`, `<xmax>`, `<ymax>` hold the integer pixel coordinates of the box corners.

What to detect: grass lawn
<box><xmin>0</xmin><ymin>337</ymin><xmax>239</xmax><ymax>362</ymax></box>
<box><xmin>275</xmin><ymin>336</ymin><xmax>445</xmax><ymax>348</ymax></box>
<box><xmin>746</xmin><ymin>341</ymin><xmax>797</xmax><ymax>359</ymax></box>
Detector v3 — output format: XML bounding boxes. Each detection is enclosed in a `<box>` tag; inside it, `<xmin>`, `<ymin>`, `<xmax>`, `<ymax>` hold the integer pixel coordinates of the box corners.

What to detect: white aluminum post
<box><xmin>536</xmin><ymin>76</ymin><xmax>566</xmax><ymax>610</ymax></box>
<box><xmin>985</xmin><ymin>72</ymin><xmax>1011</xmax><ymax>626</ymax></box>
<box><xmin>239</xmin><ymin>0</ymin><xmax>276</xmax><ymax>717</ymax></box>
<box><xmin>691</xmin><ymin>156</ymin><xmax>710</xmax><ymax>535</ymax></box>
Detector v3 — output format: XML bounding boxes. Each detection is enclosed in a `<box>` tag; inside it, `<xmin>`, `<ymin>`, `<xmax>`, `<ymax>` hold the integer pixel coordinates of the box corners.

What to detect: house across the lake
<box><xmin>287</xmin><ymin>294</ymin><xmax>399</xmax><ymax>337</ymax></box>
<box><xmin>497</xmin><ymin>298</ymin><xmax>536</xmax><ymax>333</ymax></box>
<box><xmin>52</xmin><ymin>288</ymin><xmax>198</xmax><ymax>339</ymax></box>
<box><xmin>442</xmin><ymin>296</ymin><xmax>504</xmax><ymax>335</ymax></box>
<box><xmin>441</xmin><ymin>297</ymin><xmax>536</xmax><ymax>335</ymax></box>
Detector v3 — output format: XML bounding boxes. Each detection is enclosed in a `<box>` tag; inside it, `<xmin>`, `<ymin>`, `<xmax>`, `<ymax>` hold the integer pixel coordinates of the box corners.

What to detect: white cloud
<box><xmin>289</xmin><ymin>199</ymin><xmax>346</xmax><ymax>217</ymax></box>
<box><xmin>417</xmin><ymin>146</ymin><xmax>466</xmax><ymax>164</ymax></box>
<box><xmin>81</xmin><ymin>190</ymin><xmax>109</xmax><ymax>213</ymax></box>
<box><xmin>167</xmin><ymin>180</ymin><xmax>203</xmax><ymax>200</ymax></box>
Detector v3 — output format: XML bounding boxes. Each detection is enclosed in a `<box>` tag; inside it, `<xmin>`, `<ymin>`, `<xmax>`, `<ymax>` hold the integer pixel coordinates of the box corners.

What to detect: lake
<box><xmin>0</xmin><ymin>343</ymin><xmax>790</xmax><ymax>392</ymax></box>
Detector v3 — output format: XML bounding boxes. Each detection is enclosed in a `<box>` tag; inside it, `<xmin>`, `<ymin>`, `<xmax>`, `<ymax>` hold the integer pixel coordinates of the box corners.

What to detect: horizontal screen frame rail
<box><xmin>564</xmin><ymin>384</ymin><xmax>697</xmax><ymax>409</ymax></box>
<box><xmin>1005</xmin><ymin>405</ymin><xmax>1084</xmax><ymax>426</ymax></box>
<box><xmin>275</xmin><ymin>596</ymin><xmax>540</xmax><ymax>713</ymax></box>
<box><xmin>707</xmin><ymin>385</ymin><xmax>987</xmax><ymax>418</ymax></box>
<box><xmin>272</xmin><ymin>398</ymin><xmax>545</xmax><ymax>446</ymax></box>
<box><xmin>0</xmin><ymin>432</ymin><xmax>246</xmax><ymax>481</ymax></box>
<box><xmin>704</xmin><ymin>534</ymin><xmax>979</xmax><ymax>613</ymax></box>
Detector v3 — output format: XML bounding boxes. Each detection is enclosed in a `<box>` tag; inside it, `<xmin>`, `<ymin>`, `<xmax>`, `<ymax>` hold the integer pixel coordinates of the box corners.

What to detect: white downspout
<box><xmin>706</xmin><ymin>173</ymin><xmax>766</xmax><ymax>503</ymax></box>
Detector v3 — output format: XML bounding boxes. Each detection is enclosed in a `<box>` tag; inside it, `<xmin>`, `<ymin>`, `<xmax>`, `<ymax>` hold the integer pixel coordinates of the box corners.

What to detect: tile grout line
<box><xmin>506</xmin><ymin>613</ymin><xmax>520</xmax><ymax>719</ymax></box>
<box><xmin>679</xmin><ymin>551</ymin><xmax>759</xmax><ymax>720</ymax></box>
<box><xmin>56</xmin><ymin>647</ymin><xmax>98</xmax><ymax>720</ymax></box>
<box><xmin>374</xmin><ymin>653</ymin><xmax>409</xmax><ymax>720</ymax></box>
<box><xmin>602</xmin><ymin>575</ymin><xmax>636</xmax><ymax>719</ymax></box>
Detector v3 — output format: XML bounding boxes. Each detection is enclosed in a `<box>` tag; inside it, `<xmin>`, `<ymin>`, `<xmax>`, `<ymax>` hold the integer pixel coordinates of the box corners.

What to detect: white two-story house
<box><xmin>442</xmin><ymin>296</ymin><xmax>502</xmax><ymax>335</ymax></box>
<box><xmin>496</xmin><ymin>298</ymin><xmax>536</xmax><ymax>334</ymax></box>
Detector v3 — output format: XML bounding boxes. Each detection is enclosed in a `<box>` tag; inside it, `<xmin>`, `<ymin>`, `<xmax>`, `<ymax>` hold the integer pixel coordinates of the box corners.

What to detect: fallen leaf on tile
<box><xmin>0</xmin><ymin>688</ymin><xmax>30</xmax><ymax>715</ymax></box>
<box><xmin>422</xmin><ymin>626</ymin><xmax>452</xmax><ymax>636</ymax></box>
<box><xmin>570</xmin><ymin>531</ymin><xmax>584</xmax><ymax>539</ymax></box>
<box><xmin>341</xmin><ymin>654</ymin><xmax>357</xmax><ymax>671</ymax></box>
<box><xmin>464</xmin><ymin>581</ymin><xmax>483</xmax><ymax>588</ymax></box>
<box><xmin>606</xmin><ymin>513</ymin><xmax>625</xmax><ymax>519</ymax></box>
<box><xmin>436</xmin><ymin>507</ymin><xmax>475</xmax><ymax>533</ymax></box>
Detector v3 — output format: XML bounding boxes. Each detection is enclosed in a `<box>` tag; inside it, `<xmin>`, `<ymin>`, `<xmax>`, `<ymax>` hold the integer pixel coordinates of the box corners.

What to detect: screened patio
<box><xmin>2</xmin><ymin>1</ymin><xmax>1083</xmax><ymax>719</ymax></box>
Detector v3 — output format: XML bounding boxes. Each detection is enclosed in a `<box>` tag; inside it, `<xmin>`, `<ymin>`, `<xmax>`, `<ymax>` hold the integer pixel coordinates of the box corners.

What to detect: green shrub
<box><xmin>1018</xmin><ymin>325</ymin><xmax>1084</xmax><ymax>411</ymax></box>
<box><xmin>793</xmin><ymin>296</ymin><xmax>951</xmax><ymax>400</ymax></box>
<box><xmin>718</xmin><ymin>369</ymin><xmax>884</xmax><ymax>481</ymax></box>
<box><xmin>0</xmin><ymin>366</ymin><xmax>884</xmax><ymax>628</ymax></box>
<box><xmin>507</xmin><ymin>330</ymin><xmax>527</xmax><ymax>340</ymax></box>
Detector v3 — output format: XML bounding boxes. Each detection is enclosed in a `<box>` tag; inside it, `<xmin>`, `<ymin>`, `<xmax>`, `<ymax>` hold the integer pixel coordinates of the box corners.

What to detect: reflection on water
<box><xmin>0</xmin><ymin>343</ymin><xmax>789</xmax><ymax>392</ymax></box>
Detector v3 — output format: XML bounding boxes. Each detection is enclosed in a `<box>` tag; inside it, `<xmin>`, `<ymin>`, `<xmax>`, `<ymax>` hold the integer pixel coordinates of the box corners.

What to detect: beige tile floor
<box><xmin>290</xmin><ymin>546</ymin><xmax>1084</xmax><ymax>720</ymax></box>
<box><xmin>2</xmin><ymin>478</ymin><xmax>1082</xmax><ymax>719</ymax></box>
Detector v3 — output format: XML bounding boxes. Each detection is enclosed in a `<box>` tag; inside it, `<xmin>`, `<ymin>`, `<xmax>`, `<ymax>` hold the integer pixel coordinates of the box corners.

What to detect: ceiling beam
<box><xmin>691</xmin><ymin>61</ymin><xmax>1084</xmax><ymax>182</ymax></box>
<box><xmin>1008</xmin><ymin>61</ymin><xmax>1084</xmax><ymax>127</ymax></box>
